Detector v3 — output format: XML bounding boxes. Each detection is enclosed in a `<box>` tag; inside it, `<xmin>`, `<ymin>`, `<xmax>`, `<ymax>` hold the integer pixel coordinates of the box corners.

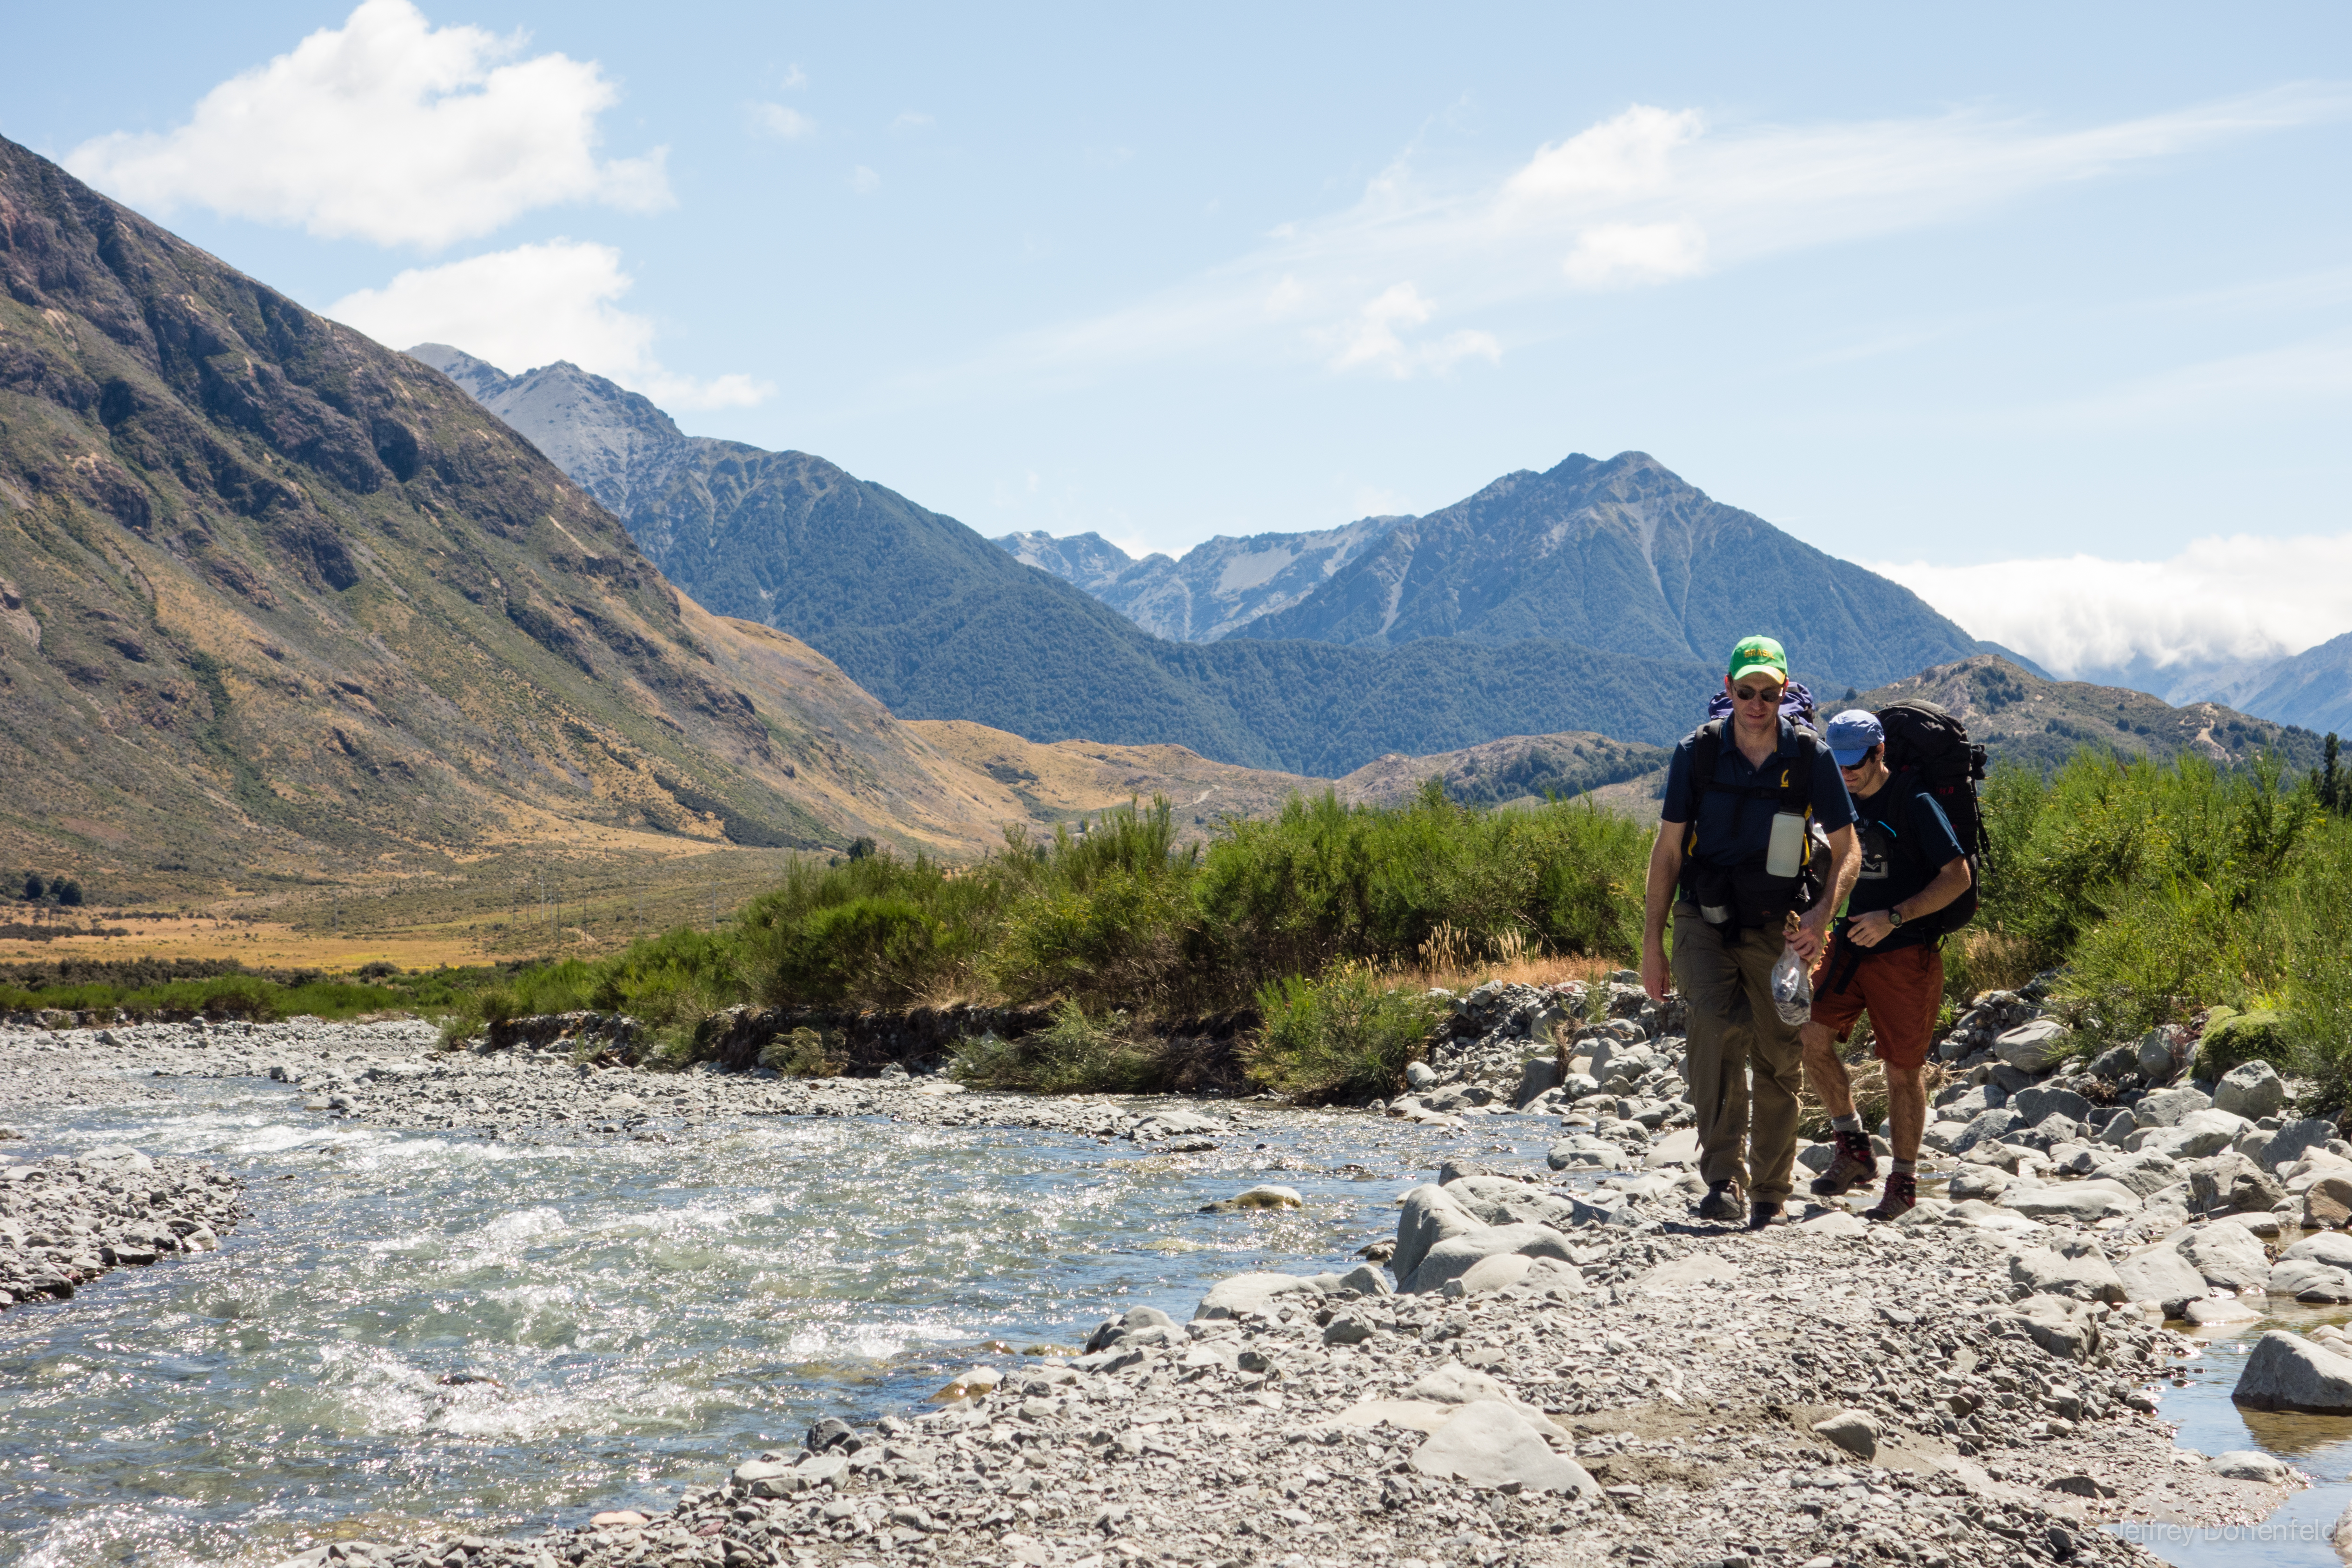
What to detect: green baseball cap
<box><xmin>1727</xmin><ymin>635</ymin><xmax>1788</xmax><ymax>685</ymax></box>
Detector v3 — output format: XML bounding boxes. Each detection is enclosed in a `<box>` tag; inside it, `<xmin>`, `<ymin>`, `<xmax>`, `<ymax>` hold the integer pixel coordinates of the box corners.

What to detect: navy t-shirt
<box><xmin>1659</xmin><ymin>717</ymin><xmax>1856</xmax><ymax>868</ymax></box>
<box><xmin>1841</xmin><ymin>774</ymin><xmax>1967</xmax><ymax>950</ymax></box>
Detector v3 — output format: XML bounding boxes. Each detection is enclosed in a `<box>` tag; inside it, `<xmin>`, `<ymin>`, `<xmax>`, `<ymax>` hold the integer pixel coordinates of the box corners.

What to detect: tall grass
<box><xmin>1246</xmin><ymin>964</ymin><xmax>1444</xmax><ymax>1103</ymax></box>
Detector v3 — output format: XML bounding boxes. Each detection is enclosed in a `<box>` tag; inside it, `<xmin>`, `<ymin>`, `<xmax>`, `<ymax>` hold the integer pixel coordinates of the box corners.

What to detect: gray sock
<box><xmin>1831</xmin><ymin>1114</ymin><xmax>1863</xmax><ymax>1134</ymax></box>
<box><xmin>1892</xmin><ymin>1158</ymin><xmax>1917</xmax><ymax>1176</ymax></box>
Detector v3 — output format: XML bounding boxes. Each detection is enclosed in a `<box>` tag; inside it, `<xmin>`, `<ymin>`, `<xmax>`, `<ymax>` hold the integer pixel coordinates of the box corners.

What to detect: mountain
<box><xmin>1855</xmin><ymin>655</ymin><xmax>2326</xmax><ymax>774</ymax></box>
<box><xmin>414</xmin><ymin>351</ymin><xmax>1716</xmax><ymax>770</ymax></box>
<box><xmin>2218</xmin><ymin>632</ymin><xmax>2352</xmax><ymax>737</ymax></box>
<box><xmin>994</xmin><ymin>514</ymin><xmax>1405</xmax><ymax>642</ymax></box>
<box><xmin>1232</xmin><ymin>452</ymin><xmax>1983</xmax><ymax>694</ymax></box>
<box><xmin>0</xmin><ymin>135</ymin><xmax>1034</xmax><ymax>894</ymax></box>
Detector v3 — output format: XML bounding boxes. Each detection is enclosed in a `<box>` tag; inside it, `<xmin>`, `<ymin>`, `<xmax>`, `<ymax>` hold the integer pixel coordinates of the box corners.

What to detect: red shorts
<box><xmin>1809</xmin><ymin>935</ymin><xmax>1943</xmax><ymax>1070</ymax></box>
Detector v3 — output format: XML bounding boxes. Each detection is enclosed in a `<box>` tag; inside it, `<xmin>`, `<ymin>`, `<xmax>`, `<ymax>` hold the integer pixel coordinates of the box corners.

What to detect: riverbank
<box><xmin>0</xmin><ymin>1017</ymin><xmax>2325</xmax><ymax>1568</ymax></box>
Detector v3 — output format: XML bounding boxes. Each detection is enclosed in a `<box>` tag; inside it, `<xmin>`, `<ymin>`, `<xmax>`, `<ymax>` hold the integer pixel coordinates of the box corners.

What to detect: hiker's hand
<box><xmin>1790</xmin><ymin>907</ymin><xmax>1828</xmax><ymax>964</ymax></box>
<box><xmin>1640</xmin><ymin>942</ymin><xmax>1670</xmax><ymax>1004</ymax></box>
<box><xmin>1848</xmin><ymin>910</ymin><xmax>1895</xmax><ymax>949</ymax></box>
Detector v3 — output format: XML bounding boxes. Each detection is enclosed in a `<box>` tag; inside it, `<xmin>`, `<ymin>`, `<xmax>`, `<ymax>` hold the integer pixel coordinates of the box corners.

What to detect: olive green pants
<box><xmin>1671</xmin><ymin>906</ymin><xmax>1805</xmax><ymax>1204</ymax></box>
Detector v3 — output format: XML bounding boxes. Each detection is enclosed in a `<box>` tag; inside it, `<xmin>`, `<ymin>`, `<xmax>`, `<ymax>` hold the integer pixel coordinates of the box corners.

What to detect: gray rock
<box><xmin>1950</xmin><ymin>1107</ymin><xmax>2022</xmax><ymax>1154</ymax></box>
<box><xmin>2268</xmin><ymin>1258</ymin><xmax>2352</xmax><ymax>1303</ymax></box>
<box><xmin>2009</xmin><ymin>1294</ymin><xmax>2100</xmax><ymax>1362</ymax></box>
<box><xmin>2204</xmin><ymin>1450</ymin><xmax>2291</xmax><ymax>1484</ymax></box>
<box><xmin>2088</xmin><ymin>1043</ymin><xmax>2140</xmax><ymax>1081</ymax></box>
<box><xmin>2096</xmin><ymin>1151</ymin><xmax>2185</xmax><ymax>1198</ymax></box>
<box><xmin>1811</xmin><ymin>1409</ymin><xmax>1878</xmax><ymax>1462</ymax></box>
<box><xmin>1407</xmin><ymin>1401</ymin><xmax>1596</xmax><ymax>1495</ymax></box>
<box><xmin>2137</xmin><ymin>1025</ymin><xmax>2186</xmax><ymax>1080</ymax></box>
<box><xmin>2214</xmin><ymin>1060</ymin><xmax>2286</xmax><ymax>1121</ymax></box>
<box><xmin>1515</xmin><ymin>1055</ymin><xmax>1559</xmax><ymax>1108</ymax></box>
<box><xmin>2233</xmin><ymin>1330</ymin><xmax>2352</xmax><ymax>1413</ymax></box>
<box><xmin>2013</xmin><ymin>1085</ymin><xmax>2093</xmax><ymax>1126</ymax></box>
<box><xmin>1994</xmin><ymin>1020</ymin><xmax>2070</xmax><ymax>1073</ymax></box>
<box><xmin>2167</xmin><ymin>1108</ymin><xmax>2254</xmax><ymax>1159</ymax></box>
<box><xmin>1323</xmin><ymin>1312</ymin><xmax>1378</xmax><ymax>1345</ymax></box>
<box><xmin>2268</xmin><ymin>1117</ymin><xmax>2340</xmax><ymax>1170</ymax></box>
<box><xmin>1336</xmin><ymin>1263</ymin><xmax>1393</xmax><ymax>1297</ymax></box>
<box><xmin>1405</xmin><ymin>1222</ymin><xmax>1576</xmax><ymax>1294</ymax></box>
<box><xmin>2009</xmin><ymin>1246</ymin><xmax>2128</xmax><ymax>1304</ymax></box>
<box><xmin>1199</xmin><ymin>1184</ymin><xmax>1303</xmax><ymax>1213</ymax></box>
<box><xmin>2187</xmin><ymin>1151</ymin><xmax>2287</xmax><ymax>1217</ymax></box>
<box><xmin>1406</xmin><ymin>1061</ymin><xmax>1438</xmax><ymax>1089</ymax></box>
<box><xmin>2178</xmin><ymin>1220</ymin><xmax>2272</xmax><ymax>1290</ymax></box>
<box><xmin>1391</xmin><ymin>1185</ymin><xmax>1487</xmax><ymax>1284</ymax></box>
<box><xmin>2136</xmin><ymin>1086</ymin><xmax>2213</xmax><ymax>1129</ymax></box>
<box><xmin>2113</xmin><ymin>1247</ymin><xmax>2210</xmax><ymax>1317</ymax></box>
<box><xmin>2284</xmin><ymin>1232</ymin><xmax>2352</xmax><ymax>1270</ymax></box>
<box><xmin>1193</xmin><ymin>1272</ymin><xmax>1321</xmax><ymax>1320</ymax></box>
<box><xmin>2003</xmin><ymin>1184</ymin><xmax>2140</xmax><ymax>1223</ymax></box>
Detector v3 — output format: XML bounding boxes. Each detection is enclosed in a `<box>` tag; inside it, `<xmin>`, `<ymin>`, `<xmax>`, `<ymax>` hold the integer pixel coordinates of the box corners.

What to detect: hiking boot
<box><xmin>1696</xmin><ymin>1182</ymin><xmax>1743</xmax><ymax>1223</ymax></box>
<box><xmin>1865</xmin><ymin>1172</ymin><xmax>1917</xmax><ymax>1222</ymax></box>
<box><xmin>1809</xmin><ymin>1131</ymin><xmax>1878</xmax><ymax>1198</ymax></box>
<box><xmin>1747</xmin><ymin>1200</ymin><xmax>1785</xmax><ymax>1231</ymax></box>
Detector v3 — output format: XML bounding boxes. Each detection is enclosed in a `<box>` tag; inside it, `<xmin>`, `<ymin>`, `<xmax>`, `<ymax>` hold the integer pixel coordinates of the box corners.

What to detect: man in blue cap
<box><xmin>1641</xmin><ymin>636</ymin><xmax>1859</xmax><ymax>1229</ymax></box>
<box><xmin>1801</xmin><ymin>709</ymin><xmax>1975</xmax><ymax>1220</ymax></box>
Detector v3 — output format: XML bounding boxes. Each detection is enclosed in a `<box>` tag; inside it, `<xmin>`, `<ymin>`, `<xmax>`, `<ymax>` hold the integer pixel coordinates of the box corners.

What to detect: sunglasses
<box><xmin>1732</xmin><ymin>684</ymin><xmax>1784</xmax><ymax>704</ymax></box>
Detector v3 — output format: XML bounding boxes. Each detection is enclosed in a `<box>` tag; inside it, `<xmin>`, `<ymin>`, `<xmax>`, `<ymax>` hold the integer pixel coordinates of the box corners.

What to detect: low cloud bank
<box><xmin>1870</xmin><ymin>533</ymin><xmax>2352</xmax><ymax>683</ymax></box>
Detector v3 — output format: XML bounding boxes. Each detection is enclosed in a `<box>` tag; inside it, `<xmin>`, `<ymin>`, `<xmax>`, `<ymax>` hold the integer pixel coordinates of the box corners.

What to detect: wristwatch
<box><xmin>1887</xmin><ymin>908</ymin><xmax>1905</xmax><ymax>929</ymax></box>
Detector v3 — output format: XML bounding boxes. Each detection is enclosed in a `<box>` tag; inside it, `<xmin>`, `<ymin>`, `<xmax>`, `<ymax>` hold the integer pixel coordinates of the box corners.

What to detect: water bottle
<box><xmin>1766</xmin><ymin>811</ymin><xmax>1806</xmax><ymax>878</ymax></box>
<box><xmin>1770</xmin><ymin>941</ymin><xmax>1812</xmax><ymax>1025</ymax></box>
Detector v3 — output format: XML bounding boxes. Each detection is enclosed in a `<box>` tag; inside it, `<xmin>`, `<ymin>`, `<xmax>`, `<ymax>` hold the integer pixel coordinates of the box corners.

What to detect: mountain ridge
<box><xmin>0</xmin><ymin>134</ymin><xmax>1032</xmax><ymax>895</ymax></box>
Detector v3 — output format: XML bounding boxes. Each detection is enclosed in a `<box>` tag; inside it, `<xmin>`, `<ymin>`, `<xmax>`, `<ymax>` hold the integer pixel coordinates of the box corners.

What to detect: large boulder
<box><xmin>1994</xmin><ymin>1020</ymin><xmax>2071</xmax><ymax>1073</ymax></box>
<box><xmin>1514</xmin><ymin>1055</ymin><xmax>1560</xmax><ymax>1109</ymax></box>
<box><xmin>2213</xmin><ymin>1060</ymin><xmax>2287</xmax><ymax>1121</ymax></box>
<box><xmin>2137</xmin><ymin>1024</ymin><xmax>2189</xmax><ymax>1080</ymax></box>
<box><xmin>2136</xmin><ymin>1086</ymin><xmax>2214</xmax><ymax>1130</ymax></box>
<box><xmin>2009</xmin><ymin>1246</ymin><xmax>2128</xmax><ymax>1304</ymax></box>
<box><xmin>2305</xmin><ymin>1175</ymin><xmax>2352</xmax><ymax>1229</ymax></box>
<box><xmin>2285</xmin><ymin>1233</ymin><xmax>2352</xmax><ymax>1270</ymax></box>
<box><xmin>2197</xmin><ymin>1008</ymin><xmax>2286</xmax><ymax>1079</ymax></box>
<box><xmin>2013</xmin><ymin>1084</ymin><xmax>2093</xmax><ymax>1126</ymax></box>
<box><xmin>2096</xmin><ymin>1151</ymin><xmax>2185</xmax><ymax>1198</ymax></box>
<box><xmin>2007</xmin><ymin>1294</ymin><xmax>2100</xmax><ymax>1362</ymax></box>
<box><xmin>2233</xmin><ymin>1330</ymin><xmax>2352</xmax><ymax>1413</ymax></box>
<box><xmin>1193</xmin><ymin>1272</ymin><xmax>1321</xmax><ymax>1321</ymax></box>
<box><xmin>1408</xmin><ymin>1402</ymin><xmax>1597</xmax><ymax>1495</ymax></box>
<box><xmin>2268</xmin><ymin>1117</ymin><xmax>2340</xmax><ymax>1171</ymax></box>
<box><xmin>1405</xmin><ymin>1223</ymin><xmax>1576</xmax><ymax>1294</ymax></box>
<box><xmin>2270</xmin><ymin>1258</ymin><xmax>2352</xmax><ymax>1303</ymax></box>
<box><xmin>2003</xmin><ymin>1183</ymin><xmax>2141</xmax><ymax>1224</ymax></box>
<box><xmin>1441</xmin><ymin>1175</ymin><xmax>1579</xmax><ymax>1231</ymax></box>
<box><xmin>2187</xmin><ymin>1152</ymin><xmax>2288</xmax><ymax>1217</ymax></box>
<box><xmin>1391</xmin><ymin>1185</ymin><xmax>1488</xmax><ymax>1284</ymax></box>
<box><xmin>2160</xmin><ymin>1108</ymin><xmax>2254</xmax><ymax>1160</ymax></box>
<box><xmin>2177</xmin><ymin>1220</ymin><xmax>2272</xmax><ymax>1291</ymax></box>
<box><xmin>2113</xmin><ymin>1247</ymin><xmax>2211</xmax><ymax>1317</ymax></box>
<box><xmin>1950</xmin><ymin>1107</ymin><xmax>2023</xmax><ymax>1154</ymax></box>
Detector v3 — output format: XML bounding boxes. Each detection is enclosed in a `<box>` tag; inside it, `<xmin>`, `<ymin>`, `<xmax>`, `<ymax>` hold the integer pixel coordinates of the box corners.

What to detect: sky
<box><xmin>8</xmin><ymin>1</ymin><xmax>2352</xmax><ymax>685</ymax></box>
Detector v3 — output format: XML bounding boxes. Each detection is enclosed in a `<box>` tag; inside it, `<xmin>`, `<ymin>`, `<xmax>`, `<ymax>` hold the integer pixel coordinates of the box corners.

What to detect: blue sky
<box><xmin>8</xmin><ymin>1</ymin><xmax>2352</xmax><ymax>683</ymax></box>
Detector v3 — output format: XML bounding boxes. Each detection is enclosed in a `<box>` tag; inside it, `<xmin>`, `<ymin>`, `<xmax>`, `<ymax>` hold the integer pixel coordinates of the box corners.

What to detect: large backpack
<box><xmin>1872</xmin><ymin>699</ymin><xmax>1987</xmax><ymax>938</ymax></box>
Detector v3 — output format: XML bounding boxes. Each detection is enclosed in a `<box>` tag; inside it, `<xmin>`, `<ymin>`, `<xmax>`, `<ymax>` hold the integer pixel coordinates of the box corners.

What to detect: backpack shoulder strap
<box><xmin>1684</xmin><ymin>720</ymin><xmax>1725</xmax><ymax>820</ymax></box>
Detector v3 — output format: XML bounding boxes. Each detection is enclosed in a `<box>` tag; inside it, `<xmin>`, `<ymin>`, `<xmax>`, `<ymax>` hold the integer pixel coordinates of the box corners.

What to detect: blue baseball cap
<box><xmin>1826</xmin><ymin>710</ymin><xmax>1883</xmax><ymax>767</ymax></box>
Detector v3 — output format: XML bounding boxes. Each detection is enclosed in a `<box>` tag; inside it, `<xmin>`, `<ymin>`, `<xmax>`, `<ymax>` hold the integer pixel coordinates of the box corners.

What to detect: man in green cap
<box><xmin>1640</xmin><ymin>635</ymin><xmax>1859</xmax><ymax>1228</ymax></box>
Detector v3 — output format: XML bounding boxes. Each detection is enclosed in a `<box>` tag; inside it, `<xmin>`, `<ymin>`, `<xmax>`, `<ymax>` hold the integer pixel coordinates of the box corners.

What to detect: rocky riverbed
<box><xmin>2</xmin><ymin>995</ymin><xmax>2342</xmax><ymax>1568</ymax></box>
<box><xmin>0</xmin><ymin>1140</ymin><xmax>243</xmax><ymax>1309</ymax></box>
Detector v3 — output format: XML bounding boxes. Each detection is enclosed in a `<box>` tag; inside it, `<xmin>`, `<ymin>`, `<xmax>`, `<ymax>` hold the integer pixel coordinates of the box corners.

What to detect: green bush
<box><xmin>1246</xmin><ymin>964</ymin><xmax>1440</xmax><ymax>1104</ymax></box>
<box><xmin>949</xmin><ymin>1001</ymin><xmax>1164</xmax><ymax>1094</ymax></box>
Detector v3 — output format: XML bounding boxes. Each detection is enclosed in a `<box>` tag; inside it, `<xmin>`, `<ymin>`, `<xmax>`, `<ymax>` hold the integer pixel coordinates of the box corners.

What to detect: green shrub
<box><xmin>948</xmin><ymin>1001</ymin><xmax>1163</xmax><ymax>1094</ymax></box>
<box><xmin>758</xmin><ymin>1026</ymin><xmax>846</xmax><ymax>1076</ymax></box>
<box><xmin>1246</xmin><ymin>964</ymin><xmax>1440</xmax><ymax>1104</ymax></box>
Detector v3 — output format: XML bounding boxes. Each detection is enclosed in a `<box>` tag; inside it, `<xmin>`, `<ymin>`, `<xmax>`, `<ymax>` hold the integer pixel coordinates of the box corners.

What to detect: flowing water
<box><xmin>0</xmin><ymin>1071</ymin><xmax>1531</xmax><ymax>1568</ymax></box>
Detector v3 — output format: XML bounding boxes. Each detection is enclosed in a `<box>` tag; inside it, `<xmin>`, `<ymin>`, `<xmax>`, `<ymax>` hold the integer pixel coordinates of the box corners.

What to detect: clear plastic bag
<box><xmin>1770</xmin><ymin>941</ymin><xmax>1813</xmax><ymax>1025</ymax></box>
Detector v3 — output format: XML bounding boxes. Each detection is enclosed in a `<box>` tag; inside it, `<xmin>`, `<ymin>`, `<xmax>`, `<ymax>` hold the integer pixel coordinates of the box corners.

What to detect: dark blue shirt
<box><xmin>1659</xmin><ymin>716</ymin><xmax>1856</xmax><ymax>869</ymax></box>
<box><xmin>1841</xmin><ymin>774</ymin><xmax>1968</xmax><ymax>949</ymax></box>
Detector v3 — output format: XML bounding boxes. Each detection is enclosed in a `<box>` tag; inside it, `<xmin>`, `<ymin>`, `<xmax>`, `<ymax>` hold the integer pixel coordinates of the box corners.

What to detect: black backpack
<box><xmin>1873</xmin><ymin>699</ymin><xmax>1987</xmax><ymax>937</ymax></box>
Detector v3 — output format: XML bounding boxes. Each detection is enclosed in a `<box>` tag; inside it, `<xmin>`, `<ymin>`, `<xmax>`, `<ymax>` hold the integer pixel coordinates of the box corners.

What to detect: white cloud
<box><xmin>1503</xmin><ymin>105</ymin><xmax>1704</xmax><ymax>202</ymax></box>
<box><xmin>946</xmin><ymin>86</ymin><xmax>2346</xmax><ymax>390</ymax></box>
<box><xmin>1326</xmin><ymin>284</ymin><xmax>1501</xmax><ymax>377</ymax></box>
<box><xmin>1563</xmin><ymin>220</ymin><xmax>1709</xmax><ymax>288</ymax></box>
<box><xmin>327</xmin><ymin>240</ymin><xmax>771</xmax><ymax>410</ymax></box>
<box><xmin>755</xmin><ymin>103</ymin><xmax>816</xmax><ymax>139</ymax></box>
<box><xmin>66</xmin><ymin>0</ymin><xmax>667</xmax><ymax>249</ymax></box>
<box><xmin>1871</xmin><ymin>534</ymin><xmax>2352</xmax><ymax>681</ymax></box>
<box><xmin>850</xmin><ymin>165</ymin><xmax>882</xmax><ymax>194</ymax></box>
